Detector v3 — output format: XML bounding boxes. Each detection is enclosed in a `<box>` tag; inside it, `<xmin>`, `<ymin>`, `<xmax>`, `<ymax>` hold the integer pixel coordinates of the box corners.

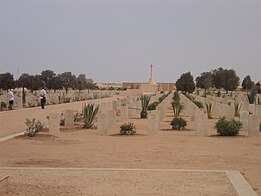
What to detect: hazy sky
<box><xmin>0</xmin><ymin>0</ymin><xmax>260</xmax><ymax>83</ymax></box>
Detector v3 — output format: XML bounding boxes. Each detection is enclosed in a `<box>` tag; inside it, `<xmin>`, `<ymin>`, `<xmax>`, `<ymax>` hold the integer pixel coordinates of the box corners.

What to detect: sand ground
<box><xmin>0</xmin><ymin>96</ymin><xmax>260</xmax><ymax>195</ymax></box>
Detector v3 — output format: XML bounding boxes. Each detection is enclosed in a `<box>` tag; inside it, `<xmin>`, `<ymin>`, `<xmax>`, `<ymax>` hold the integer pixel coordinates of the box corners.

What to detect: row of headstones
<box><xmin>97</xmin><ymin>94</ymin><xmax>165</xmax><ymax>135</ymax></box>
<box><xmin>181</xmin><ymin>94</ymin><xmax>208</xmax><ymax>137</ymax></box>
<box><xmin>207</xmin><ymin>96</ymin><xmax>261</xmax><ymax>136</ymax></box>
<box><xmin>47</xmin><ymin>93</ymin><xmax>173</xmax><ymax>136</ymax></box>
<box><xmin>192</xmin><ymin>94</ymin><xmax>261</xmax><ymax>120</ymax></box>
<box><xmin>182</xmin><ymin>93</ymin><xmax>261</xmax><ymax>137</ymax></box>
<box><xmin>47</xmin><ymin>95</ymin><xmax>150</xmax><ymax>136</ymax></box>
<box><xmin>156</xmin><ymin>93</ymin><xmax>173</xmax><ymax>121</ymax></box>
<box><xmin>0</xmin><ymin>90</ymin><xmax>119</xmax><ymax>109</ymax></box>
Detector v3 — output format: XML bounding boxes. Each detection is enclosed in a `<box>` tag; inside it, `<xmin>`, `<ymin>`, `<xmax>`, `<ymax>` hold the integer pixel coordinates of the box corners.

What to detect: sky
<box><xmin>0</xmin><ymin>0</ymin><xmax>261</xmax><ymax>83</ymax></box>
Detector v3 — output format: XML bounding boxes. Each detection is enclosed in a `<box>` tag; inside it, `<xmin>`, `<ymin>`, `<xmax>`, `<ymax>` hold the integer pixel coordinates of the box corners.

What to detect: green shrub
<box><xmin>172</xmin><ymin>101</ymin><xmax>183</xmax><ymax>117</ymax></box>
<box><xmin>140</xmin><ymin>95</ymin><xmax>151</xmax><ymax>118</ymax></box>
<box><xmin>158</xmin><ymin>94</ymin><xmax>168</xmax><ymax>103</ymax></box>
<box><xmin>25</xmin><ymin>118</ymin><xmax>44</xmax><ymax>137</ymax></box>
<box><xmin>83</xmin><ymin>103</ymin><xmax>99</xmax><ymax>129</ymax></box>
<box><xmin>0</xmin><ymin>102</ymin><xmax>6</xmax><ymax>111</ymax></box>
<box><xmin>214</xmin><ymin>117</ymin><xmax>242</xmax><ymax>136</ymax></box>
<box><xmin>257</xmin><ymin>97</ymin><xmax>261</xmax><ymax>105</ymax></box>
<box><xmin>205</xmin><ymin>102</ymin><xmax>214</xmax><ymax>119</ymax></box>
<box><xmin>246</xmin><ymin>91</ymin><xmax>256</xmax><ymax>104</ymax></box>
<box><xmin>60</xmin><ymin>118</ymin><xmax>65</xmax><ymax>126</ymax></box>
<box><xmin>148</xmin><ymin>102</ymin><xmax>159</xmax><ymax>110</ymax></box>
<box><xmin>170</xmin><ymin>117</ymin><xmax>187</xmax><ymax>130</ymax></box>
<box><xmin>234</xmin><ymin>102</ymin><xmax>242</xmax><ymax>117</ymax></box>
<box><xmin>1</xmin><ymin>101</ymin><xmax>7</xmax><ymax>108</ymax></box>
<box><xmin>193</xmin><ymin>100</ymin><xmax>204</xmax><ymax>108</ymax></box>
<box><xmin>172</xmin><ymin>91</ymin><xmax>180</xmax><ymax>102</ymax></box>
<box><xmin>120</xmin><ymin>123</ymin><xmax>136</xmax><ymax>135</ymax></box>
<box><xmin>74</xmin><ymin>112</ymin><xmax>83</xmax><ymax>122</ymax></box>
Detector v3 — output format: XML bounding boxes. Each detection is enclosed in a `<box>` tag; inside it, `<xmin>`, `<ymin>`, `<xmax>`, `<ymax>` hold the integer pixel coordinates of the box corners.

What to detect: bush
<box><xmin>140</xmin><ymin>95</ymin><xmax>151</xmax><ymax>119</ymax></box>
<box><xmin>148</xmin><ymin>102</ymin><xmax>159</xmax><ymax>110</ymax></box>
<box><xmin>172</xmin><ymin>101</ymin><xmax>183</xmax><ymax>117</ymax></box>
<box><xmin>193</xmin><ymin>100</ymin><xmax>204</xmax><ymax>108</ymax></box>
<box><xmin>234</xmin><ymin>102</ymin><xmax>242</xmax><ymax>117</ymax></box>
<box><xmin>170</xmin><ymin>117</ymin><xmax>187</xmax><ymax>130</ymax></box>
<box><xmin>158</xmin><ymin>94</ymin><xmax>168</xmax><ymax>103</ymax></box>
<box><xmin>214</xmin><ymin>117</ymin><xmax>242</xmax><ymax>136</ymax></box>
<box><xmin>74</xmin><ymin>112</ymin><xmax>83</xmax><ymax>122</ymax></box>
<box><xmin>246</xmin><ymin>91</ymin><xmax>256</xmax><ymax>104</ymax></box>
<box><xmin>0</xmin><ymin>102</ymin><xmax>6</xmax><ymax>111</ymax></box>
<box><xmin>25</xmin><ymin>118</ymin><xmax>44</xmax><ymax>137</ymax></box>
<box><xmin>172</xmin><ymin>91</ymin><xmax>180</xmax><ymax>102</ymax></box>
<box><xmin>83</xmin><ymin>103</ymin><xmax>99</xmax><ymax>129</ymax></box>
<box><xmin>120</xmin><ymin>123</ymin><xmax>136</xmax><ymax>135</ymax></box>
<box><xmin>205</xmin><ymin>102</ymin><xmax>214</xmax><ymax>119</ymax></box>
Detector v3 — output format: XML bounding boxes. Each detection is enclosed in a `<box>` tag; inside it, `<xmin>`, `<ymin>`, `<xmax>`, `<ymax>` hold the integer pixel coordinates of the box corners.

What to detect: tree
<box><xmin>30</xmin><ymin>75</ymin><xmax>43</xmax><ymax>92</ymax></box>
<box><xmin>75</xmin><ymin>74</ymin><xmax>88</xmax><ymax>92</ymax></box>
<box><xmin>86</xmin><ymin>79</ymin><xmax>96</xmax><ymax>91</ymax></box>
<box><xmin>196</xmin><ymin>72</ymin><xmax>213</xmax><ymax>93</ymax></box>
<box><xmin>212</xmin><ymin>67</ymin><xmax>239</xmax><ymax>92</ymax></box>
<box><xmin>212</xmin><ymin>67</ymin><xmax>225</xmax><ymax>89</ymax></box>
<box><xmin>17</xmin><ymin>73</ymin><xmax>33</xmax><ymax>105</ymax></box>
<box><xmin>49</xmin><ymin>76</ymin><xmax>63</xmax><ymax>92</ymax></box>
<box><xmin>176</xmin><ymin>72</ymin><xmax>195</xmax><ymax>93</ymax></box>
<box><xmin>242</xmin><ymin>75</ymin><xmax>254</xmax><ymax>91</ymax></box>
<box><xmin>40</xmin><ymin>70</ymin><xmax>56</xmax><ymax>89</ymax></box>
<box><xmin>221</xmin><ymin>69</ymin><xmax>239</xmax><ymax>92</ymax></box>
<box><xmin>0</xmin><ymin>72</ymin><xmax>15</xmax><ymax>91</ymax></box>
<box><xmin>59</xmin><ymin>72</ymin><xmax>77</xmax><ymax>93</ymax></box>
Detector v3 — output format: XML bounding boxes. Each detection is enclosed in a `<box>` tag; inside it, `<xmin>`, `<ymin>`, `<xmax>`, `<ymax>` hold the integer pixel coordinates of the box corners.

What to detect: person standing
<box><xmin>40</xmin><ymin>87</ymin><xmax>47</xmax><ymax>109</ymax></box>
<box><xmin>7</xmin><ymin>89</ymin><xmax>14</xmax><ymax>110</ymax></box>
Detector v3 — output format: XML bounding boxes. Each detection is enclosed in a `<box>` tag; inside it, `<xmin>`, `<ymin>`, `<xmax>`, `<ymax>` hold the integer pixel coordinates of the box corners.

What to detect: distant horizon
<box><xmin>1</xmin><ymin>0</ymin><xmax>260</xmax><ymax>83</ymax></box>
<box><xmin>1</xmin><ymin>65</ymin><xmax>260</xmax><ymax>84</ymax></box>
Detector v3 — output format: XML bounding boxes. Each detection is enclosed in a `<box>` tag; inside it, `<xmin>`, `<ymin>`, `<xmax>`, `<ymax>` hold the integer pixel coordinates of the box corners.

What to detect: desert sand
<box><xmin>0</xmin><ymin>95</ymin><xmax>260</xmax><ymax>195</ymax></box>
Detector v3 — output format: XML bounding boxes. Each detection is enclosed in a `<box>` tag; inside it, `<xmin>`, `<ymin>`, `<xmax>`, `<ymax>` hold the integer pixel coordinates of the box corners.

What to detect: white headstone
<box><xmin>65</xmin><ymin>110</ymin><xmax>74</xmax><ymax>128</ymax></box>
<box><xmin>248</xmin><ymin>114</ymin><xmax>260</xmax><ymax>137</ymax></box>
<box><xmin>49</xmin><ymin>113</ymin><xmax>60</xmax><ymax>136</ymax></box>
<box><xmin>197</xmin><ymin>112</ymin><xmax>208</xmax><ymax>137</ymax></box>
<box><xmin>240</xmin><ymin>111</ymin><xmax>249</xmax><ymax>131</ymax></box>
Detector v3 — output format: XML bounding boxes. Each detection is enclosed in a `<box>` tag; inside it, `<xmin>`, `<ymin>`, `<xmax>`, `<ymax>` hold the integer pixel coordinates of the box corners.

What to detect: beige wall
<box><xmin>123</xmin><ymin>82</ymin><xmax>175</xmax><ymax>91</ymax></box>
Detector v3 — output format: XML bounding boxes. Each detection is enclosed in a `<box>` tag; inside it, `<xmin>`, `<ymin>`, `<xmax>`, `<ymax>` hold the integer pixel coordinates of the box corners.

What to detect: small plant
<box><xmin>74</xmin><ymin>112</ymin><xmax>83</xmax><ymax>122</ymax></box>
<box><xmin>193</xmin><ymin>100</ymin><xmax>204</xmax><ymax>108</ymax></box>
<box><xmin>25</xmin><ymin>118</ymin><xmax>44</xmax><ymax>137</ymax></box>
<box><xmin>257</xmin><ymin>97</ymin><xmax>261</xmax><ymax>105</ymax></box>
<box><xmin>148</xmin><ymin>102</ymin><xmax>159</xmax><ymax>110</ymax></box>
<box><xmin>205</xmin><ymin>102</ymin><xmax>214</xmax><ymax>119</ymax></box>
<box><xmin>259</xmin><ymin>123</ymin><xmax>261</xmax><ymax>132</ymax></box>
<box><xmin>158</xmin><ymin>94</ymin><xmax>168</xmax><ymax>103</ymax></box>
<box><xmin>0</xmin><ymin>101</ymin><xmax>7</xmax><ymax>111</ymax></box>
<box><xmin>83</xmin><ymin>103</ymin><xmax>99</xmax><ymax>129</ymax></box>
<box><xmin>120</xmin><ymin>123</ymin><xmax>136</xmax><ymax>135</ymax></box>
<box><xmin>60</xmin><ymin>118</ymin><xmax>65</xmax><ymax>126</ymax></box>
<box><xmin>170</xmin><ymin>117</ymin><xmax>187</xmax><ymax>130</ymax></box>
<box><xmin>172</xmin><ymin>101</ymin><xmax>183</xmax><ymax>117</ymax></box>
<box><xmin>172</xmin><ymin>91</ymin><xmax>180</xmax><ymax>102</ymax></box>
<box><xmin>234</xmin><ymin>102</ymin><xmax>242</xmax><ymax>117</ymax></box>
<box><xmin>214</xmin><ymin>117</ymin><xmax>242</xmax><ymax>136</ymax></box>
<box><xmin>140</xmin><ymin>95</ymin><xmax>151</xmax><ymax>118</ymax></box>
<box><xmin>246</xmin><ymin>91</ymin><xmax>256</xmax><ymax>104</ymax></box>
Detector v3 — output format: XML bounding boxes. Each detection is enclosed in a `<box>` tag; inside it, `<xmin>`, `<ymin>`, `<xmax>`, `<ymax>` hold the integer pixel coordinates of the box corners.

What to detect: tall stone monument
<box><xmin>139</xmin><ymin>64</ymin><xmax>159</xmax><ymax>93</ymax></box>
<box><xmin>148</xmin><ymin>64</ymin><xmax>156</xmax><ymax>84</ymax></box>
